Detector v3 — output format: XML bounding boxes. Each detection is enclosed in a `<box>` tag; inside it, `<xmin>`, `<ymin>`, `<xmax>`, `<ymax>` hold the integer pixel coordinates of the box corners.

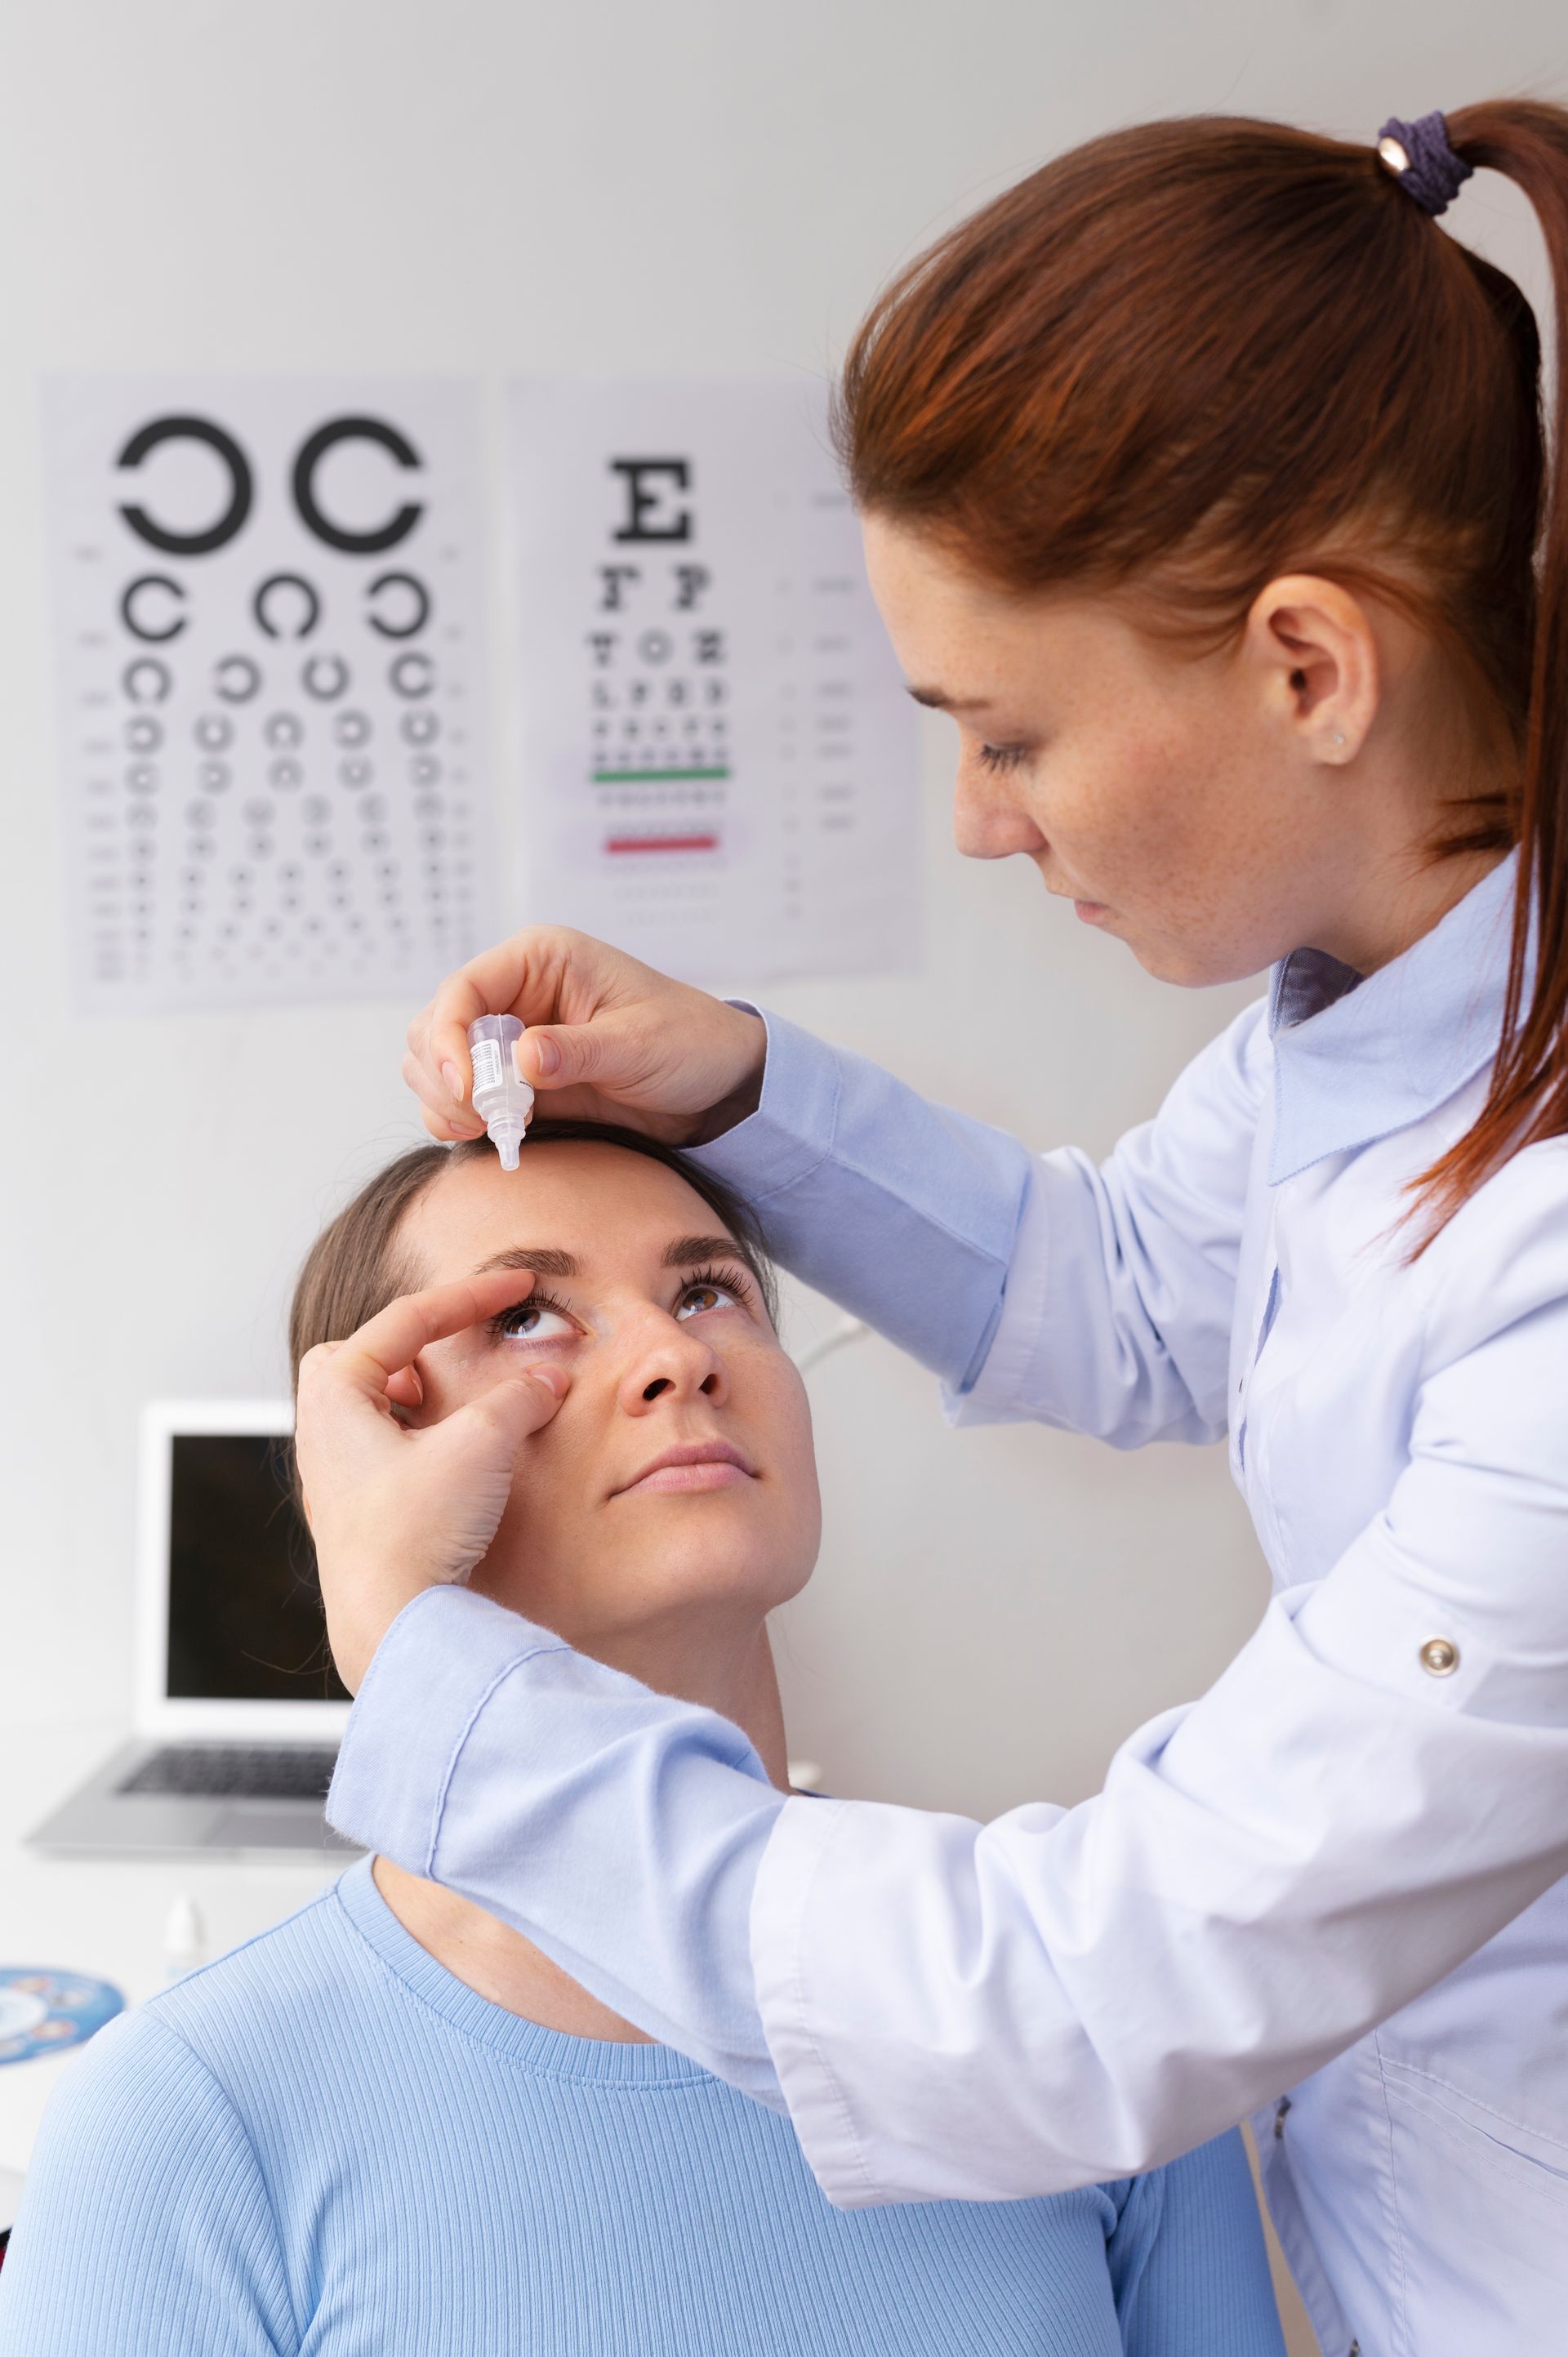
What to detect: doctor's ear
<box><xmin>1246</xmin><ymin>573</ymin><xmax>1379</xmax><ymax>766</ymax></box>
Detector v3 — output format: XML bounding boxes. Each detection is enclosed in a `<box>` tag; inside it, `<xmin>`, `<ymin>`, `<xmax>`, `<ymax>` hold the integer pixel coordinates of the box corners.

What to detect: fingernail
<box><xmin>529</xmin><ymin>1365</ymin><xmax>568</xmax><ymax>1398</ymax></box>
<box><xmin>532</xmin><ymin>1033</ymin><xmax>560</xmax><ymax>1077</ymax></box>
<box><xmin>442</xmin><ymin>1060</ymin><xmax>466</xmax><ymax>1103</ymax></box>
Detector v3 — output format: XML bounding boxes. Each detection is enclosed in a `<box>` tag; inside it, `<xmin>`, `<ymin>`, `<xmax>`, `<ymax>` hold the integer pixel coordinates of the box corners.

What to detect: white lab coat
<box><xmin>729</xmin><ymin>865</ymin><xmax>1568</xmax><ymax>2356</ymax></box>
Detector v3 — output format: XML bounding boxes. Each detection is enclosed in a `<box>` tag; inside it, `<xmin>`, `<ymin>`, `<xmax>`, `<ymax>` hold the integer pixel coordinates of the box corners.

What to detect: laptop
<box><xmin>29</xmin><ymin>1401</ymin><xmax>361</xmax><ymax>1858</ymax></box>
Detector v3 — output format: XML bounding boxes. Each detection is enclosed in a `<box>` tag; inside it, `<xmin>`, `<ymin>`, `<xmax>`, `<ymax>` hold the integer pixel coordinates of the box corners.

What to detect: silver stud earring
<box><xmin>1331</xmin><ymin>732</ymin><xmax>1346</xmax><ymax>750</ymax></box>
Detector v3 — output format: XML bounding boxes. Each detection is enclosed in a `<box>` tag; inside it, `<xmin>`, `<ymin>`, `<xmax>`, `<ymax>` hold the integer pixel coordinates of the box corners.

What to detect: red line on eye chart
<box><xmin>604</xmin><ymin>833</ymin><xmax>721</xmax><ymax>856</ymax></box>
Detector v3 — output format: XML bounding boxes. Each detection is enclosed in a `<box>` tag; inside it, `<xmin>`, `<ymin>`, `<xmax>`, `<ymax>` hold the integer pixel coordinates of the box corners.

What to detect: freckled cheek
<box><xmin>1027</xmin><ymin>755</ymin><xmax>1153</xmax><ymax>875</ymax></box>
<box><xmin>1072</xmin><ymin>731</ymin><xmax>1214</xmax><ymax>868</ymax></box>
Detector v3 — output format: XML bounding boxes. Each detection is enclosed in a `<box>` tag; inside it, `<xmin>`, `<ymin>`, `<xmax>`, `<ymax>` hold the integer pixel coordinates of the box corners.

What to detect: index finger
<box><xmin>323</xmin><ymin>1268</ymin><xmax>538</xmax><ymax>1395</ymax></box>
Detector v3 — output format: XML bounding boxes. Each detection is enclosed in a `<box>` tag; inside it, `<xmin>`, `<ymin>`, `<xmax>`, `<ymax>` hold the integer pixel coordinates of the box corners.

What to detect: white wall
<box><xmin>1</xmin><ymin>0</ymin><xmax>1561</xmax><ymax>1855</ymax></box>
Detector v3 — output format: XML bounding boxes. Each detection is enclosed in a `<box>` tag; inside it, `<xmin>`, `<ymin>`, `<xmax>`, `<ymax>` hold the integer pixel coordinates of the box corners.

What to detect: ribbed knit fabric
<box><xmin>0</xmin><ymin>1860</ymin><xmax>1283</xmax><ymax>2355</ymax></box>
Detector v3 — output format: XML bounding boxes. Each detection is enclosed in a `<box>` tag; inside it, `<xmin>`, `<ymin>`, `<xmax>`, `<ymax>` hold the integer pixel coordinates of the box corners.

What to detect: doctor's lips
<box><xmin>1044</xmin><ymin>878</ymin><xmax>1111</xmax><ymax>925</ymax></box>
<box><xmin>611</xmin><ymin>1439</ymin><xmax>759</xmax><ymax>1499</ymax></box>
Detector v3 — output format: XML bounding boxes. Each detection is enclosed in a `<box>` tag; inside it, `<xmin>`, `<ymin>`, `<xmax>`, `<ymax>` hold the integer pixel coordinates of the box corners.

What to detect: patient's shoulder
<box><xmin>13</xmin><ymin>1999</ymin><xmax>278</xmax><ymax>2278</ymax></box>
<box><xmin>3</xmin><ymin>1989</ymin><xmax>299</xmax><ymax>2355</ymax></box>
<box><xmin>30</xmin><ymin>1997</ymin><xmax>244</xmax><ymax>2161</ymax></box>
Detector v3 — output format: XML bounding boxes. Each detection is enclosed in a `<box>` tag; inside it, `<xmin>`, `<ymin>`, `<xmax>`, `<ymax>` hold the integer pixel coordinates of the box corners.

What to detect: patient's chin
<box><xmin>476</xmin><ymin>1514</ymin><xmax>813</xmax><ymax>1644</ymax></box>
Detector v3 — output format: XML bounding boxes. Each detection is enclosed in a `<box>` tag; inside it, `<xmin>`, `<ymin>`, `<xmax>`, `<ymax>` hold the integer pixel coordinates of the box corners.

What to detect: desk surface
<box><xmin>0</xmin><ymin>1719</ymin><xmax>342</xmax><ymax>2177</ymax></box>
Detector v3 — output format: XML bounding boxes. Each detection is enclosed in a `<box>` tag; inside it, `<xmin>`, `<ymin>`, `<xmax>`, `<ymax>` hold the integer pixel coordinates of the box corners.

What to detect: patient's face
<box><xmin>396</xmin><ymin>1143</ymin><xmax>820</xmax><ymax>1651</ymax></box>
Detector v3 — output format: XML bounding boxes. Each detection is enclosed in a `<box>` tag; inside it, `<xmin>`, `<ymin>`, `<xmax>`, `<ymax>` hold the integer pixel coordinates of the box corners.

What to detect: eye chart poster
<box><xmin>43</xmin><ymin>376</ymin><xmax>493</xmax><ymax>1016</ymax></box>
<box><xmin>507</xmin><ymin>379</ymin><xmax>920</xmax><ymax>985</ymax></box>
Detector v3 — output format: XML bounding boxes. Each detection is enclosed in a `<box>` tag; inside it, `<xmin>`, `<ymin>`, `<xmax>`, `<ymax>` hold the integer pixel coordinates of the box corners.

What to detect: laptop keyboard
<box><xmin>118</xmin><ymin>1745</ymin><xmax>339</xmax><ymax>1802</ymax></box>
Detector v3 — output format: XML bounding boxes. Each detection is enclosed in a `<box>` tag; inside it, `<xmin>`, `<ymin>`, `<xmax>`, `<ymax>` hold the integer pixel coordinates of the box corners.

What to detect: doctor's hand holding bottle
<box><xmin>402</xmin><ymin>930</ymin><xmax>768</xmax><ymax>1150</ymax></box>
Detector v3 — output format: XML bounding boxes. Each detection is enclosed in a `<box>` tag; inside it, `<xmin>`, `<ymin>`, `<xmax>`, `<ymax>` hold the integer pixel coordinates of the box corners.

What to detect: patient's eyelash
<box><xmin>483</xmin><ymin>1269</ymin><xmax>755</xmax><ymax>1340</ymax></box>
<box><xmin>681</xmin><ymin>1263</ymin><xmax>755</xmax><ymax>1310</ymax></box>
<box><xmin>486</xmin><ymin>1288</ymin><xmax>572</xmax><ymax>1339</ymax></box>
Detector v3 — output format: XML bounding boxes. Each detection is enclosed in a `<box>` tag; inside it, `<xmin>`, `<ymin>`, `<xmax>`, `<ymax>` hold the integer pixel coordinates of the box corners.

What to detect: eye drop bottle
<box><xmin>467</xmin><ymin>1014</ymin><xmax>535</xmax><ymax>1170</ymax></box>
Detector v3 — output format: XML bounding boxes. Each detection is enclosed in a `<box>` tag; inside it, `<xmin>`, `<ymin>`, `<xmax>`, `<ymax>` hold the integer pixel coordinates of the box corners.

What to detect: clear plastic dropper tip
<box><xmin>492</xmin><ymin>1125</ymin><xmax>522</xmax><ymax>1172</ymax></box>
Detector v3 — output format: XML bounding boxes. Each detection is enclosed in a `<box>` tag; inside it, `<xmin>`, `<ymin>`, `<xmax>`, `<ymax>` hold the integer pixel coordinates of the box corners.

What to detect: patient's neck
<box><xmin>374</xmin><ymin>1618</ymin><xmax>789</xmax><ymax>2044</ymax></box>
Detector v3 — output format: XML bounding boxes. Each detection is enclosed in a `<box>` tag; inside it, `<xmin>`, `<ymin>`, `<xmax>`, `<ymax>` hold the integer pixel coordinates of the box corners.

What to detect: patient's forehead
<box><xmin>398</xmin><ymin>1141</ymin><xmax>733</xmax><ymax>1285</ymax></box>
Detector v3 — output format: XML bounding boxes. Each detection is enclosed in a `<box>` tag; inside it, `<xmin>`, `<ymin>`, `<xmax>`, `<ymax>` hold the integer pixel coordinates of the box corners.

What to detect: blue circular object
<box><xmin>0</xmin><ymin>1970</ymin><xmax>123</xmax><ymax>2065</ymax></box>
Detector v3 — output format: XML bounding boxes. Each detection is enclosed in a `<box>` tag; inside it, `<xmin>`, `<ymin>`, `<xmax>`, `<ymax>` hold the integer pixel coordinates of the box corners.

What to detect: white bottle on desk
<box><xmin>163</xmin><ymin>1896</ymin><xmax>207</xmax><ymax>1984</ymax></box>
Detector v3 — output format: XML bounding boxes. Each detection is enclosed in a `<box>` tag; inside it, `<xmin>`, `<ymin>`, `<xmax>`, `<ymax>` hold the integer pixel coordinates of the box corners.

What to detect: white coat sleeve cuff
<box><xmin>751</xmin><ymin>1794</ymin><xmax>881</xmax><ymax>2207</ymax></box>
<box><xmin>326</xmin><ymin>1584</ymin><xmax>566</xmax><ymax>1869</ymax></box>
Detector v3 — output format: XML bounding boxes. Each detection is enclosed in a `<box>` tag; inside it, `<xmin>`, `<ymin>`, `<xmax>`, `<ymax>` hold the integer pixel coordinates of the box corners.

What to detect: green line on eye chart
<box><xmin>592</xmin><ymin>766</ymin><xmax>731</xmax><ymax>783</ymax></box>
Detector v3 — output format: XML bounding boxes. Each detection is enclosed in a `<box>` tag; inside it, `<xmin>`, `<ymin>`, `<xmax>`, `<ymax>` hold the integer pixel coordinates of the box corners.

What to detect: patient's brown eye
<box><xmin>675</xmin><ymin>1267</ymin><xmax>751</xmax><ymax>1321</ymax></box>
<box><xmin>492</xmin><ymin>1294</ymin><xmax>575</xmax><ymax>1344</ymax></box>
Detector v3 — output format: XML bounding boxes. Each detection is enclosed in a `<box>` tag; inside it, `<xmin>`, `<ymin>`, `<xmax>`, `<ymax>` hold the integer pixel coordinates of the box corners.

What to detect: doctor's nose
<box><xmin>617</xmin><ymin>1314</ymin><xmax>729</xmax><ymax>1417</ymax></box>
<box><xmin>953</xmin><ymin>762</ymin><xmax>1046</xmax><ymax>862</ymax></box>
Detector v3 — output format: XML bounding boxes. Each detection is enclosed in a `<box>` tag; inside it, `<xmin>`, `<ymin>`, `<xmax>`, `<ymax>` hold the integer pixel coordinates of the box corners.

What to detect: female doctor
<box><xmin>300</xmin><ymin>105</ymin><xmax>1568</xmax><ymax>2357</ymax></box>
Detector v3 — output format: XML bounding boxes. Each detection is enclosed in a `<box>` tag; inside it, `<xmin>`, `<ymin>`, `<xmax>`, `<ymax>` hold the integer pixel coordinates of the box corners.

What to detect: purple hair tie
<box><xmin>1376</xmin><ymin>111</ymin><xmax>1473</xmax><ymax>216</ymax></box>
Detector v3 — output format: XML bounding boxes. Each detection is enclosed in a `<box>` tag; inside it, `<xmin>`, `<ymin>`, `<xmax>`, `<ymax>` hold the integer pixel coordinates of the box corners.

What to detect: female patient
<box><xmin>0</xmin><ymin>1125</ymin><xmax>1284</xmax><ymax>2356</ymax></box>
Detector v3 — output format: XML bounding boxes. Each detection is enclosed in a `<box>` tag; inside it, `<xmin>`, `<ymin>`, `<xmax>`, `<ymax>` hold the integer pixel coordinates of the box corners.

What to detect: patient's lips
<box><xmin>612</xmin><ymin>1439</ymin><xmax>758</xmax><ymax>1499</ymax></box>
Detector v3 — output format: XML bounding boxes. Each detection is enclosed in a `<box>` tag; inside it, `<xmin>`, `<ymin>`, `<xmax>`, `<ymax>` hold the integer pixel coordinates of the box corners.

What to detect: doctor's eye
<box><xmin>675</xmin><ymin>1266</ymin><xmax>752</xmax><ymax>1321</ymax></box>
<box><xmin>489</xmin><ymin>1293</ymin><xmax>577</xmax><ymax>1345</ymax></box>
<box><xmin>976</xmin><ymin>741</ymin><xmax>1031</xmax><ymax>773</ymax></box>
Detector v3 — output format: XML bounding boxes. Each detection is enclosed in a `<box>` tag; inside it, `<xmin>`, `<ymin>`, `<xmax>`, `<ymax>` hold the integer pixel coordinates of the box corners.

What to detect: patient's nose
<box><xmin>618</xmin><ymin>1312</ymin><xmax>728</xmax><ymax>1415</ymax></box>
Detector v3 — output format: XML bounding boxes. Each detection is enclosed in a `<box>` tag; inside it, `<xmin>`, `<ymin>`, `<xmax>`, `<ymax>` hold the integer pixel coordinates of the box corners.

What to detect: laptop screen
<box><xmin>166</xmin><ymin>1434</ymin><xmax>350</xmax><ymax>1704</ymax></box>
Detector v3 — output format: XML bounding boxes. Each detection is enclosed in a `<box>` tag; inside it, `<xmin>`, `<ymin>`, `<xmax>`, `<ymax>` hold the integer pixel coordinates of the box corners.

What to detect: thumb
<box><xmin>470</xmin><ymin>1363</ymin><xmax>571</xmax><ymax>1451</ymax></box>
<box><xmin>426</xmin><ymin>1364</ymin><xmax>570</xmax><ymax>1485</ymax></box>
<box><xmin>423</xmin><ymin>1367</ymin><xmax>570</xmax><ymax>1514</ymax></box>
<box><xmin>516</xmin><ymin>1013</ymin><xmax>644</xmax><ymax>1092</ymax></box>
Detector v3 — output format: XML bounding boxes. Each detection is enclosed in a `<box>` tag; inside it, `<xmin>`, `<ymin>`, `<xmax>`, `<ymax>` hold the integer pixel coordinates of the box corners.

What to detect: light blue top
<box><xmin>0</xmin><ymin>1858</ymin><xmax>1283</xmax><ymax>2355</ymax></box>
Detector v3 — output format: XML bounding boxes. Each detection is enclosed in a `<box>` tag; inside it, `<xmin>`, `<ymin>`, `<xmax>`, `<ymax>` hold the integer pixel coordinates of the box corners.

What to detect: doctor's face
<box><xmin>394</xmin><ymin>1142</ymin><xmax>820</xmax><ymax>1653</ymax></box>
<box><xmin>862</xmin><ymin>512</ymin><xmax>1366</xmax><ymax>988</ymax></box>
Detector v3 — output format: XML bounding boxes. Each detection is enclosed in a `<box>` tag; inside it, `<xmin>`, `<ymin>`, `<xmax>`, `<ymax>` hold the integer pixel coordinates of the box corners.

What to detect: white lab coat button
<box><xmin>1419</xmin><ymin>1637</ymin><xmax>1459</xmax><ymax>1677</ymax></box>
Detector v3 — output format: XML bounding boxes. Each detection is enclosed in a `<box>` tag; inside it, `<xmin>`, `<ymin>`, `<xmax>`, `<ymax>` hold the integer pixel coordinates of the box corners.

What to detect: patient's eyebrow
<box><xmin>663</xmin><ymin>1234</ymin><xmax>743</xmax><ymax>1270</ymax></box>
<box><xmin>472</xmin><ymin>1245</ymin><xmax>580</xmax><ymax>1279</ymax></box>
<box><xmin>470</xmin><ymin>1237</ymin><xmax>742</xmax><ymax>1284</ymax></box>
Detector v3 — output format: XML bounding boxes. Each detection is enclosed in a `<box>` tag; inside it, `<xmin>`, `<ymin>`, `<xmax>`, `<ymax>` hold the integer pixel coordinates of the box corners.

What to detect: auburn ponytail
<box><xmin>1421</xmin><ymin>103</ymin><xmax>1568</xmax><ymax>1234</ymax></box>
<box><xmin>835</xmin><ymin>103</ymin><xmax>1568</xmax><ymax>1240</ymax></box>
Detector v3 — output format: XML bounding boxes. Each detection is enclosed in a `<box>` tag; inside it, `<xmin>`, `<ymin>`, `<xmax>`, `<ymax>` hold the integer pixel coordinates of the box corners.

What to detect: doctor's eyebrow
<box><xmin>906</xmin><ymin>684</ymin><xmax>993</xmax><ymax>713</ymax></box>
